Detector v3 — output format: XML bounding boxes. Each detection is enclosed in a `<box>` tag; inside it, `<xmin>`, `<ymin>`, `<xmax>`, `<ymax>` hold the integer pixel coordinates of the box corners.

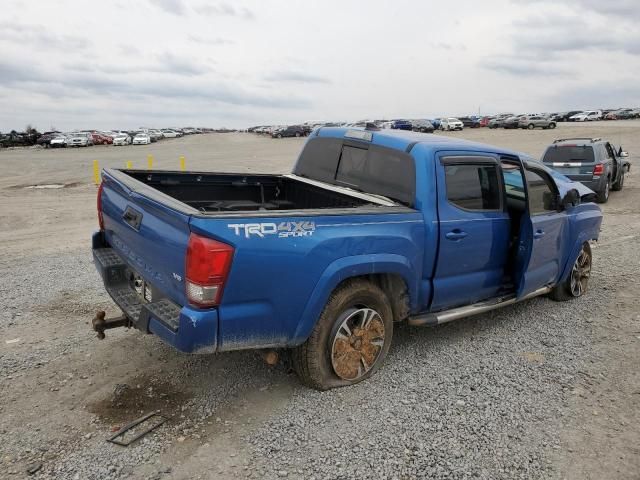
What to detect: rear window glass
<box><xmin>294</xmin><ymin>137</ymin><xmax>416</xmax><ymax>206</ymax></box>
<box><xmin>543</xmin><ymin>146</ymin><xmax>595</xmax><ymax>163</ymax></box>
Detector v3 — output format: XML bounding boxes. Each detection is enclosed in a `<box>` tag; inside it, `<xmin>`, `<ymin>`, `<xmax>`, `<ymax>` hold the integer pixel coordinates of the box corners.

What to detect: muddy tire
<box><xmin>549</xmin><ymin>243</ymin><xmax>592</xmax><ymax>302</ymax></box>
<box><xmin>291</xmin><ymin>279</ymin><xmax>393</xmax><ymax>391</ymax></box>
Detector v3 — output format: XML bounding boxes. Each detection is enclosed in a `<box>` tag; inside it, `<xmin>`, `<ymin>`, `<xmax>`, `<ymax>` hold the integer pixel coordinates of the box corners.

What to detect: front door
<box><xmin>515</xmin><ymin>166</ymin><xmax>569</xmax><ymax>297</ymax></box>
<box><xmin>431</xmin><ymin>154</ymin><xmax>511</xmax><ymax>311</ymax></box>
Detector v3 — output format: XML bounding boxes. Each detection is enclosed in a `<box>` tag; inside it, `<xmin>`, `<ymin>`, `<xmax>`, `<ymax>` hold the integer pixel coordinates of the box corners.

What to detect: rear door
<box><xmin>515</xmin><ymin>166</ymin><xmax>569</xmax><ymax>297</ymax></box>
<box><xmin>431</xmin><ymin>153</ymin><xmax>510</xmax><ymax>310</ymax></box>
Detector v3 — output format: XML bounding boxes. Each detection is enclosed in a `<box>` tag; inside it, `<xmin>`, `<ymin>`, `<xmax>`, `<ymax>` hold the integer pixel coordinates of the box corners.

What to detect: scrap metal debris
<box><xmin>107</xmin><ymin>411</ymin><xmax>167</xmax><ymax>447</ymax></box>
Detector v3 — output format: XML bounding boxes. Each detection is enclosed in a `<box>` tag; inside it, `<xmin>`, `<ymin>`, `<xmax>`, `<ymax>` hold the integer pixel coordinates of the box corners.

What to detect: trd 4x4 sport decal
<box><xmin>228</xmin><ymin>221</ymin><xmax>315</xmax><ymax>238</ymax></box>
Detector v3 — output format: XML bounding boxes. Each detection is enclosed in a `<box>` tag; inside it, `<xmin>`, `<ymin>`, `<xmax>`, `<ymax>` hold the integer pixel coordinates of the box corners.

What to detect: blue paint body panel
<box><xmin>94</xmin><ymin>128</ymin><xmax>603</xmax><ymax>354</ymax></box>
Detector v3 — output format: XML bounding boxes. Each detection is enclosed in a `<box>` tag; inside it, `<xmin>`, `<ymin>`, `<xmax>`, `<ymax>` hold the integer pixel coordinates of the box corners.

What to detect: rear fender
<box><xmin>291</xmin><ymin>254</ymin><xmax>416</xmax><ymax>345</ymax></box>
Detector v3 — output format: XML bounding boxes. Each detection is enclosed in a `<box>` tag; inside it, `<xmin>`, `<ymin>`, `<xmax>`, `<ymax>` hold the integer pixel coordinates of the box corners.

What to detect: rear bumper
<box><xmin>92</xmin><ymin>231</ymin><xmax>218</xmax><ymax>353</ymax></box>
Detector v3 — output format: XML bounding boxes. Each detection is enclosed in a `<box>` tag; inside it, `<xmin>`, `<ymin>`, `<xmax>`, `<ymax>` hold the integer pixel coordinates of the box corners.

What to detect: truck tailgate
<box><xmin>100</xmin><ymin>170</ymin><xmax>191</xmax><ymax>308</ymax></box>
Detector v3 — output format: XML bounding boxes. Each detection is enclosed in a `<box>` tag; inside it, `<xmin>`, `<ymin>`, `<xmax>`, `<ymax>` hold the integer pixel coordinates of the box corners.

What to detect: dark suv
<box><xmin>542</xmin><ymin>137</ymin><xmax>630</xmax><ymax>203</ymax></box>
<box><xmin>272</xmin><ymin>126</ymin><xmax>305</xmax><ymax>138</ymax></box>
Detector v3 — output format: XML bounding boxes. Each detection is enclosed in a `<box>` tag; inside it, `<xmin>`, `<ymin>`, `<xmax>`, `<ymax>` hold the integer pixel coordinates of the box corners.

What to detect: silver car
<box><xmin>67</xmin><ymin>132</ymin><xmax>93</xmax><ymax>147</ymax></box>
<box><xmin>518</xmin><ymin>115</ymin><xmax>556</xmax><ymax>130</ymax></box>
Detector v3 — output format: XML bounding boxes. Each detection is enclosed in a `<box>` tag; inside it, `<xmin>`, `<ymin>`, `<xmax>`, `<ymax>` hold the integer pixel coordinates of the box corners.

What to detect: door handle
<box><xmin>445</xmin><ymin>230</ymin><xmax>468</xmax><ymax>241</ymax></box>
<box><xmin>533</xmin><ymin>229</ymin><xmax>545</xmax><ymax>239</ymax></box>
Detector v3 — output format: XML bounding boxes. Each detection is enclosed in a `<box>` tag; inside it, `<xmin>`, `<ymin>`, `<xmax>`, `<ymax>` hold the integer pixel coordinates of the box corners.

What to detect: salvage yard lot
<box><xmin>1</xmin><ymin>122</ymin><xmax>639</xmax><ymax>479</ymax></box>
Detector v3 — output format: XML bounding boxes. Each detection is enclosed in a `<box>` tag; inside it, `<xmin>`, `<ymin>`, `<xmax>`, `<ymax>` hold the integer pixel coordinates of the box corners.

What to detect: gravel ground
<box><xmin>1</xmin><ymin>124</ymin><xmax>638</xmax><ymax>479</ymax></box>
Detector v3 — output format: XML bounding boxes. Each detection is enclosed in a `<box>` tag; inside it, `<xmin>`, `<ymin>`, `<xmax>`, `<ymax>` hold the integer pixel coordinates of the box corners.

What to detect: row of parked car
<box><xmin>0</xmin><ymin>127</ymin><xmax>220</xmax><ymax>148</ymax></box>
<box><xmin>248</xmin><ymin>106</ymin><xmax>640</xmax><ymax>140</ymax></box>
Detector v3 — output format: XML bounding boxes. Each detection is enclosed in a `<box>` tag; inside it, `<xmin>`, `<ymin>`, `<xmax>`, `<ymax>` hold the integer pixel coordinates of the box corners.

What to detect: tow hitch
<box><xmin>92</xmin><ymin>311</ymin><xmax>130</xmax><ymax>339</ymax></box>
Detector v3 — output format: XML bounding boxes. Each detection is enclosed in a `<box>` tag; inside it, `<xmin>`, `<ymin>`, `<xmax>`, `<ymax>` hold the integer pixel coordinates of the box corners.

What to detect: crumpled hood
<box><xmin>525</xmin><ymin>158</ymin><xmax>595</xmax><ymax>200</ymax></box>
<box><xmin>547</xmin><ymin>169</ymin><xmax>595</xmax><ymax>198</ymax></box>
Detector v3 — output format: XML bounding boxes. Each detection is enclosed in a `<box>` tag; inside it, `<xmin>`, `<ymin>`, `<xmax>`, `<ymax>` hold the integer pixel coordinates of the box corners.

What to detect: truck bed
<box><xmin>122</xmin><ymin>169</ymin><xmax>389</xmax><ymax>213</ymax></box>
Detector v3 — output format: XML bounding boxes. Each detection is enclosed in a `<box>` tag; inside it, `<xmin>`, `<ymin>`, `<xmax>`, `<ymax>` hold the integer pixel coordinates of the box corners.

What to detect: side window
<box><xmin>525</xmin><ymin>169</ymin><xmax>556</xmax><ymax>214</ymax></box>
<box><xmin>444</xmin><ymin>164</ymin><xmax>501</xmax><ymax>211</ymax></box>
<box><xmin>501</xmin><ymin>162</ymin><xmax>525</xmax><ymax>199</ymax></box>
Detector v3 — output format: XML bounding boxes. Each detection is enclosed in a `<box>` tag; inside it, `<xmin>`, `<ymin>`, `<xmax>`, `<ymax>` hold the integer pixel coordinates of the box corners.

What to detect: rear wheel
<box><xmin>291</xmin><ymin>279</ymin><xmax>393</xmax><ymax>390</ymax></box>
<box><xmin>596</xmin><ymin>179</ymin><xmax>610</xmax><ymax>203</ymax></box>
<box><xmin>612</xmin><ymin>172</ymin><xmax>625</xmax><ymax>191</ymax></box>
<box><xmin>527</xmin><ymin>123</ymin><xmax>535</xmax><ymax>130</ymax></box>
<box><xmin>549</xmin><ymin>243</ymin><xmax>592</xmax><ymax>301</ymax></box>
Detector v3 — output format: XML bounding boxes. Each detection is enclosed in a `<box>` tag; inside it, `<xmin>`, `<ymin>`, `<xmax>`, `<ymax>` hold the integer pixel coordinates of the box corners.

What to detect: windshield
<box><xmin>543</xmin><ymin>146</ymin><xmax>595</xmax><ymax>163</ymax></box>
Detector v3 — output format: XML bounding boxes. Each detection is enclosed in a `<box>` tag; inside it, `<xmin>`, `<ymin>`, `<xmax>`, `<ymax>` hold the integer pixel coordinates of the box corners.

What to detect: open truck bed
<box><xmin>117</xmin><ymin>169</ymin><xmax>398</xmax><ymax>216</ymax></box>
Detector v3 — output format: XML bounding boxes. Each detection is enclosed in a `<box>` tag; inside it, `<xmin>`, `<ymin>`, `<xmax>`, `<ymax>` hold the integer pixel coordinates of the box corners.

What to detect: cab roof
<box><xmin>315</xmin><ymin>126</ymin><xmax>524</xmax><ymax>159</ymax></box>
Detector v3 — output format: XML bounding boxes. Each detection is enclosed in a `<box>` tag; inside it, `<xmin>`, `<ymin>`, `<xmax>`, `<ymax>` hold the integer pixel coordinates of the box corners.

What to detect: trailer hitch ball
<box><xmin>92</xmin><ymin>311</ymin><xmax>129</xmax><ymax>340</ymax></box>
<box><xmin>92</xmin><ymin>311</ymin><xmax>107</xmax><ymax>339</ymax></box>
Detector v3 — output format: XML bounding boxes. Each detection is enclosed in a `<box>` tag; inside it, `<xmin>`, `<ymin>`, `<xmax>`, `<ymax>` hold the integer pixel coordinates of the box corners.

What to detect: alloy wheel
<box><xmin>570</xmin><ymin>247</ymin><xmax>591</xmax><ymax>297</ymax></box>
<box><xmin>330</xmin><ymin>308</ymin><xmax>386</xmax><ymax>381</ymax></box>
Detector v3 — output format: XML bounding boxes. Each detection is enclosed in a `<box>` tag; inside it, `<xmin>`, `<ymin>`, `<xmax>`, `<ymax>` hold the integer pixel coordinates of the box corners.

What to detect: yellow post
<box><xmin>126</xmin><ymin>161</ymin><xmax>132</xmax><ymax>169</ymax></box>
<box><xmin>179</xmin><ymin>155</ymin><xmax>186</xmax><ymax>171</ymax></box>
<box><xmin>93</xmin><ymin>160</ymin><xmax>100</xmax><ymax>185</ymax></box>
<box><xmin>147</xmin><ymin>154</ymin><xmax>154</xmax><ymax>170</ymax></box>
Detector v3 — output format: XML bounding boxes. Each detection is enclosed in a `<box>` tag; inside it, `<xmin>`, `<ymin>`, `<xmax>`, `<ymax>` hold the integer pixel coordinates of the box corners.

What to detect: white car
<box><xmin>67</xmin><ymin>132</ymin><xmax>93</xmax><ymax>147</ymax></box>
<box><xmin>440</xmin><ymin>117</ymin><xmax>464</xmax><ymax>131</ymax></box>
<box><xmin>569</xmin><ymin>110</ymin><xmax>602</xmax><ymax>121</ymax></box>
<box><xmin>49</xmin><ymin>135</ymin><xmax>67</xmax><ymax>148</ymax></box>
<box><xmin>113</xmin><ymin>134</ymin><xmax>132</xmax><ymax>146</ymax></box>
<box><xmin>132</xmin><ymin>134</ymin><xmax>151</xmax><ymax>145</ymax></box>
<box><xmin>161</xmin><ymin>129</ymin><xmax>180</xmax><ymax>138</ymax></box>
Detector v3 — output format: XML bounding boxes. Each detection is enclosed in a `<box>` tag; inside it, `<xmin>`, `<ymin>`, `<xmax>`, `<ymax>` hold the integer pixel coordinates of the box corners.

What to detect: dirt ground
<box><xmin>1</xmin><ymin>122</ymin><xmax>638</xmax><ymax>479</ymax></box>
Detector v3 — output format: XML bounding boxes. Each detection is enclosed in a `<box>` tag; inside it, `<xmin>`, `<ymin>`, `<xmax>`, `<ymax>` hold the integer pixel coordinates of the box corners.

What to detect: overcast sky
<box><xmin>1</xmin><ymin>0</ymin><xmax>639</xmax><ymax>131</ymax></box>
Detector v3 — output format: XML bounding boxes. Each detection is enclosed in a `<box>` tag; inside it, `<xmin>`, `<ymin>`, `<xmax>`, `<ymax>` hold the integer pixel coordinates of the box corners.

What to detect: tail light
<box><xmin>593</xmin><ymin>164</ymin><xmax>604</xmax><ymax>176</ymax></box>
<box><xmin>185</xmin><ymin>233</ymin><xmax>234</xmax><ymax>307</ymax></box>
<box><xmin>97</xmin><ymin>182</ymin><xmax>105</xmax><ymax>230</ymax></box>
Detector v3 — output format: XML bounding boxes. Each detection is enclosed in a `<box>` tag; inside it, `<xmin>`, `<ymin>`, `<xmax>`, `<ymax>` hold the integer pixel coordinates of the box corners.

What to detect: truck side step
<box><xmin>408</xmin><ymin>286</ymin><xmax>551</xmax><ymax>327</ymax></box>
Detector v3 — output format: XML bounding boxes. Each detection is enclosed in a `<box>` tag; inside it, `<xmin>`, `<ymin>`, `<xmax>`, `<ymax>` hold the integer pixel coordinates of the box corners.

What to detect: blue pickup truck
<box><xmin>92</xmin><ymin>127</ymin><xmax>602</xmax><ymax>390</ymax></box>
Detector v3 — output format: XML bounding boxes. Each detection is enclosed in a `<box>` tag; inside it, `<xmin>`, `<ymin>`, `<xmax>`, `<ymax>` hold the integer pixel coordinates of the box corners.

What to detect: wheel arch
<box><xmin>291</xmin><ymin>254</ymin><xmax>416</xmax><ymax>345</ymax></box>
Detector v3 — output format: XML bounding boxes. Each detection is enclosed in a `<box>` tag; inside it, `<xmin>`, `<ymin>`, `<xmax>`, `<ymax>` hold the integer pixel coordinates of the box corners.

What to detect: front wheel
<box><xmin>528</xmin><ymin>123</ymin><xmax>535</xmax><ymax>130</ymax></box>
<box><xmin>549</xmin><ymin>243</ymin><xmax>592</xmax><ymax>301</ymax></box>
<box><xmin>549</xmin><ymin>122</ymin><xmax>556</xmax><ymax>129</ymax></box>
<box><xmin>291</xmin><ymin>279</ymin><xmax>393</xmax><ymax>390</ymax></box>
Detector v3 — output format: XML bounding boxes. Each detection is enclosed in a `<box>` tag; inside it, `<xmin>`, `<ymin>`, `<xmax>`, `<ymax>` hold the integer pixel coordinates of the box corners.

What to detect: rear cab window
<box><xmin>293</xmin><ymin>137</ymin><xmax>416</xmax><ymax>206</ymax></box>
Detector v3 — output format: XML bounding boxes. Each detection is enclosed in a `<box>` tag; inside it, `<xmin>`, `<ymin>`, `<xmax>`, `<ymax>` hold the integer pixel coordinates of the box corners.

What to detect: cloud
<box><xmin>194</xmin><ymin>2</ymin><xmax>254</xmax><ymax>19</ymax></box>
<box><xmin>148</xmin><ymin>0</ymin><xmax>186</xmax><ymax>15</ymax></box>
<box><xmin>63</xmin><ymin>53</ymin><xmax>215</xmax><ymax>77</ymax></box>
<box><xmin>188</xmin><ymin>34</ymin><xmax>234</xmax><ymax>46</ymax></box>
<box><xmin>263</xmin><ymin>71</ymin><xmax>331</xmax><ymax>84</ymax></box>
<box><xmin>512</xmin><ymin>0</ymin><xmax>640</xmax><ymax>20</ymax></box>
<box><xmin>0</xmin><ymin>59</ymin><xmax>311</xmax><ymax>110</ymax></box>
<box><xmin>510</xmin><ymin>15</ymin><xmax>640</xmax><ymax>56</ymax></box>
<box><xmin>550</xmin><ymin>80</ymin><xmax>640</xmax><ymax>108</ymax></box>
<box><xmin>0</xmin><ymin>21</ymin><xmax>89</xmax><ymax>50</ymax></box>
<box><xmin>482</xmin><ymin>56</ymin><xmax>569</xmax><ymax>77</ymax></box>
<box><xmin>154</xmin><ymin>52</ymin><xmax>214</xmax><ymax>76</ymax></box>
